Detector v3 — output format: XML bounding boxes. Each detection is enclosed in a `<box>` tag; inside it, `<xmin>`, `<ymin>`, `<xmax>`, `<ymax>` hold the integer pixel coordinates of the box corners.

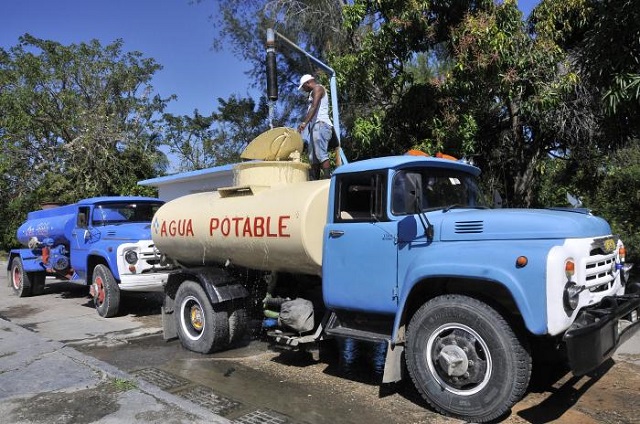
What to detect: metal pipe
<box><xmin>269</xmin><ymin>29</ymin><xmax>348</xmax><ymax>165</ymax></box>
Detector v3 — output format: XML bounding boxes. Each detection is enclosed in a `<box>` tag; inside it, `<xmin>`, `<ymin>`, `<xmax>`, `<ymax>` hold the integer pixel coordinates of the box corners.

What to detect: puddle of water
<box><xmin>337</xmin><ymin>338</ymin><xmax>387</xmax><ymax>380</ymax></box>
<box><xmin>79</xmin><ymin>334</ymin><xmax>402</xmax><ymax>424</ymax></box>
<box><xmin>0</xmin><ymin>305</ymin><xmax>42</xmax><ymax>320</ymax></box>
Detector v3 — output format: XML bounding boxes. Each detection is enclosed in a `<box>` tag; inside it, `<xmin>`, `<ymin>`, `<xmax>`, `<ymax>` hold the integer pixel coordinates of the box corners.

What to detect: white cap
<box><xmin>298</xmin><ymin>74</ymin><xmax>314</xmax><ymax>90</ymax></box>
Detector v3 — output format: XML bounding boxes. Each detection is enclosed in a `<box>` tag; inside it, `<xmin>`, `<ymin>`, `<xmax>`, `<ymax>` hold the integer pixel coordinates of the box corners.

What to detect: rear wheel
<box><xmin>92</xmin><ymin>264</ymin><xmax>120</xmax><ymax>318</ymax></box>
<box><xmin>9</xmin><ymin>257</ymin><xmax>32</xmax><ymax>297</ymax></box>
<box><xmin>228</xmin><ymin>303</ymin><xmax>248</xmax><ymax>346</ymax></box>
<box><xmin>175</xmin><ymin>281</ymin><xmax>229</xmax><ymax>353</ymax></box>
<box><xmin>406</xmin><ymin>294</ymin><xmax>531</xmax><ymax>423</ymax></box>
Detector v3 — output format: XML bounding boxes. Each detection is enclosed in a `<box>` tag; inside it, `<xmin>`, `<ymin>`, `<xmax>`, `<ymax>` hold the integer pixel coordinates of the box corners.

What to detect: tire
<box><xmin>92</xmin><ymin>264</ymin><xmax>120</xmax><ymax>318</ymax></box>
<box><xmin>31</xmin><ymin>272</ymin><xmax>46</xmax><ymax>296</ymax></box>
<box><xmin>175</xmin><ymin>281</ymin><xmax>229</xmax><ymax>353</ymax></box>
<box><xmin>9</xmin><ymin>257</ymin><xmax>32</xmax><ymax>297</ymax></box>
<box><xmin>406</xmin><ymin>294</ymin><xmax>532</xmax><ymax>423</ymax></box>
<box><xmin>227</xmin><ymin>303</ymin><xmax>248</xmax><ymax>346</ymax></box>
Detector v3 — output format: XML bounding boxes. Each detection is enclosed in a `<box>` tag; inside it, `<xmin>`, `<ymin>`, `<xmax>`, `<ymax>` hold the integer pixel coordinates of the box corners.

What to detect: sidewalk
<box><xmin>0</xmin><ymin>317</ymin><xmax>230</xmax><ymax>424</ymax></box>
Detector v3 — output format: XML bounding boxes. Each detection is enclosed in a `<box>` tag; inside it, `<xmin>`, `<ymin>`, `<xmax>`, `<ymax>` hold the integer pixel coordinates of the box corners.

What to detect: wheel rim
<box><xmin>94</xmin><ymin>276</ymin><xmax>105</xmax><ymax>305</ymax></box>
<box><xmin>180</xmin><ymin>295</ymin><xmax>205</xmax><ymax>341</ymax></box>
<box><xmin>12</xmin><ymin>265</ymin><xmax>22</xmax><ymax>290</ymax></box>
<box><xmin>426</xmin><ymin>323</ymin><xmax>492</xmax><ymax>396</ymax></box>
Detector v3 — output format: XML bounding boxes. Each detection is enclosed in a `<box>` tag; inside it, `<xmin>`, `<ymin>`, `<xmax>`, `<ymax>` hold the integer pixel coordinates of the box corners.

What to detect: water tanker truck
<box><xmin>152</xmin><ymin>128</ymin><xmax>640</xmax><ymax>423</ymax></box>
<box><xmin>8</xmin><ymin>196</ymin><xmax>173</xmax><ymax>317</ymax></box>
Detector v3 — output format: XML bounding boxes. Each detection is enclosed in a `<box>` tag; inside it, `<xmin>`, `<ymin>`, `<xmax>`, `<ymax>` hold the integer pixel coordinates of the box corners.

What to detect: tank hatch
<box><xmin>240</xmin><ymin>127</ymin><xmax>303</xmax><ymax>161</ymax></box>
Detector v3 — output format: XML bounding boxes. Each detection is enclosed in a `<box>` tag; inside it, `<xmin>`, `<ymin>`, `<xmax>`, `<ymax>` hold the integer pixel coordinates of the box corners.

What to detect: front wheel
<box><xmin>406</xmin><ymin>294</ymin><xmax>532</xmax><ymax>423</ymax></box>
<box><xmin>9</xmin><ymin>257</ymin><xmax>32</xmax><ymax>297</ymax></box>
<box><xmin>175</xmin><ymin>281</ymin><xmax>229</xmax><ymax>353</ymax></box>
<box><xmin>92</xmin><ymin>264</ymin><xmax>120</xmax><ymax>318</ymax></box>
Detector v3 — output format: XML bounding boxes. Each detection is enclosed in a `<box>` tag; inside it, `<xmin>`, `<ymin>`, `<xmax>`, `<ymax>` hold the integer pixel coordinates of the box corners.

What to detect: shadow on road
<box><xmin>516</xmin><ymin>359</ymin><xmax>613</xmax><ymax>423</ymax></box>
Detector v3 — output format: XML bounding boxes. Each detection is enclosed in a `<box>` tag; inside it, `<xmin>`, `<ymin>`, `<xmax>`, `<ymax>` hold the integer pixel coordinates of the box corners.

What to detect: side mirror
<box><xmin>398</xmin><ymin>216</ymin><xmax>418</xmax><ymax>243</ymax></box>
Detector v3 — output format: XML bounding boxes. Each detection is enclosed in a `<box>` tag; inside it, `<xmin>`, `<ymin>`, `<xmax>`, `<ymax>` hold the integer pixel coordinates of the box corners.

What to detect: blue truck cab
<box><xmin>316</xmin><ymin>155</ymin><xmax>640</xmax><ymax>422</ymax></box>
<box><xmin>7</xmin><ymin>196</ymin><xmax>172</xmax><ymax>317</ymax></box>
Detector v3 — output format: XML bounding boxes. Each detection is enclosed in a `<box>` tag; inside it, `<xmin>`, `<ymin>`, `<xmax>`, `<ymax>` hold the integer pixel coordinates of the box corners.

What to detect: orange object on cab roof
<box><xmin>435</xmin><ymin>152</ymin><xmax>458</xmax><ymax>161</ymax></box>
<box><xmin>405</xmin><ymin>149</ymin><xmax>429</xmax><ymax>157</ymax></box>
<box><xmin>405</xmin><ymin>150</ymin><xmax>458</xmax><ymax>161</ymax></box>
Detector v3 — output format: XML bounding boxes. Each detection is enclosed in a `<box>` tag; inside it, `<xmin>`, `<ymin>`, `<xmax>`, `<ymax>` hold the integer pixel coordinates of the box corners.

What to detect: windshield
<box><xmin>391</xmin><ymin>168</ymin><xmax>486</xmax><ymax>215</ymax></box>
<box><xmin>91</xmin><ymin>202</ymin><xmax>163</xmax><ymax>226</ymax></box>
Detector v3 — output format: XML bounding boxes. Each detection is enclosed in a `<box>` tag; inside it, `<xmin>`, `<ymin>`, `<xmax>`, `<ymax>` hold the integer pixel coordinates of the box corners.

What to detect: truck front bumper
<box><xmin>563</xmin><ymin>283</ymin><xmax>640</xmax><ymax>375</ymax></box>
<box><xmin>119</xmin><ymin>272</ymin><xmax>169</xmax><ymax>292</ymax></box>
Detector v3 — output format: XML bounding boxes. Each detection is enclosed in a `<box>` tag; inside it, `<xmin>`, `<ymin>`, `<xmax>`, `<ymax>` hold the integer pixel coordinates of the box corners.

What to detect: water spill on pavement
<box><xmin>77</xmin><ymin>333</ymin><xmax>431</xmax><ymax>424</ymax></box>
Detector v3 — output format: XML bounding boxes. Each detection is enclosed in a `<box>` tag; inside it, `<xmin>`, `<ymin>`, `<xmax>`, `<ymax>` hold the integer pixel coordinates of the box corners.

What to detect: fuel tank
<box><xmin>16</xmin><ymin>204</ymin><xmax>77</xmax><ymax>247</ymax></box>
<box><xmin>152</xmin><ymin>161</ymin><xmax>329</xmax><ymax>276</ymax></box>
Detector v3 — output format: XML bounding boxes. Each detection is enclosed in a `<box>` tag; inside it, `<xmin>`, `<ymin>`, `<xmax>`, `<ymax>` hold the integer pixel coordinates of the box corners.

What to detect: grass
<box><xmin>111</xmin><ymin>377</ymin><xmax>137</xmax><ymax>392</ymax></box>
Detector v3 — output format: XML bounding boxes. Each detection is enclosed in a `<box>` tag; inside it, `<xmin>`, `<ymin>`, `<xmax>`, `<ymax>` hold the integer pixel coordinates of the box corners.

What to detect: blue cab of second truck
<box><xmin>7</xmin><ymin>196</ymin><xmax>171</xmax><ymax>317</ymax></box>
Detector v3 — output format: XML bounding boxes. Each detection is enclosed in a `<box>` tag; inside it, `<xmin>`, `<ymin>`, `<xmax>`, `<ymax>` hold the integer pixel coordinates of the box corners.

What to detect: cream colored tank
<box><xmin>152</xmin><ymin>127</ymin><xmax>329</xmax><ymax>276</ymax></box>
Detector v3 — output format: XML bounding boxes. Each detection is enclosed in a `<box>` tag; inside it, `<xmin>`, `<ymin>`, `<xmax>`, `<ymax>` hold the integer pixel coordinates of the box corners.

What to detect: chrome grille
<box><xmin>139</xmin><ymin>244</ymin><xmax>173</xmax><ymax>270</ymax></box>
<box><xmin>584</xmin><ymin>252</ymin><xmax>616</xmax><ymax>292</ymax></box>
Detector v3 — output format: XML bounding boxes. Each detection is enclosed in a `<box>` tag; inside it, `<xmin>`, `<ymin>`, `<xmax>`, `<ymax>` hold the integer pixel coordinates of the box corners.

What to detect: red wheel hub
<box><xmin>93</xmin><ymin>277</ymin><xmax>105</xmax><ymax>304</ymax></box>
<box><xmin>12</xmin><ymin>266</ymin><xmax>22</xmax><ymax>290</ymax></box>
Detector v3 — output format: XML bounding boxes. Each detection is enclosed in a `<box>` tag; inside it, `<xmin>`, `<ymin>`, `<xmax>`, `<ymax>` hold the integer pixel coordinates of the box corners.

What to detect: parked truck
<box><xmin>8</xmin><ymin>196</ymin><xmax>172</xmax><ymax>317</ymax></box>
<box><xmin>151</xmin><ymin>128</ymin><xmax>640</xmax><ymax>423</ymax></box>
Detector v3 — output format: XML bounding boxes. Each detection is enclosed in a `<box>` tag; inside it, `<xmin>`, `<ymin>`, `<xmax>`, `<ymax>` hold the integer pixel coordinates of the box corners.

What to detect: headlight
<box><xmin>563</xmin><ymin>282</ymin><xmax>583</xmax><ymax>312</ymax></box>
<box><xmin>124</xmin><ymin>250</ymin><xmax>138</xmax><ymax>265</ymax></box>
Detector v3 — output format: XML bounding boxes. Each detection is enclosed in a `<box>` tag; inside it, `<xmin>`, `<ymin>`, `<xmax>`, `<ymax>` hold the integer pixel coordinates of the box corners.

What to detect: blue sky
<box><xmin>1</xmin><ymin>0</ymin><xmax>540</xmax><ymax>118</ymax></box>
<box><xmin>1</xmin><ymin>0</ymin><xmax>255</xmax><ymax>117</ymax></box>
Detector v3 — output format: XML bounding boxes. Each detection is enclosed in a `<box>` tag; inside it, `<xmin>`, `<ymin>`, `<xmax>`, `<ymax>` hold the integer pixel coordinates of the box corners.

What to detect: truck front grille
<box><xmin>584</xmin><ymin>252</ymin><xmax>616</xmax><ymax>293</ymax></box>
<box><xmin>139</xmin><ymin>245</ymin><xmax>173</xmax><ymax>269</ymax></box>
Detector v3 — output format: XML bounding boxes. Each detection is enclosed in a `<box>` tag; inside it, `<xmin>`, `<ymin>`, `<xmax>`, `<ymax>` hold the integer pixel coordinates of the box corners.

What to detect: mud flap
<box><xmin>162</xmin><ymin>293</ymin><xmax>177</xmax><ymax>340</ymax></box>
<box><xmin>382</xmin><ymin>341</ymin><xmax>404</xmax><ymax>383</ymax></box>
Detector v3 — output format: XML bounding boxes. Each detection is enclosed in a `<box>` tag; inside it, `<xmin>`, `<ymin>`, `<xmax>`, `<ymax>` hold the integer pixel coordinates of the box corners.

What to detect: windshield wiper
<box><xmin>443</xmin><ymin>204</ymin><xmax>489</xmax><ymax>213</ymax></box>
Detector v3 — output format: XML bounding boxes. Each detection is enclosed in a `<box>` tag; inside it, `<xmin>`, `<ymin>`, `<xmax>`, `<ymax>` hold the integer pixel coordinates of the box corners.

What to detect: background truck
<box><xmin>151</xmin><ymin>128</ymin><xmax>640</xmax><ymax>423</ymax></box>
<box><xmin>7</xmin><ymin>196</ymin><xmax>172</xmax><ymax>317</ymax></box>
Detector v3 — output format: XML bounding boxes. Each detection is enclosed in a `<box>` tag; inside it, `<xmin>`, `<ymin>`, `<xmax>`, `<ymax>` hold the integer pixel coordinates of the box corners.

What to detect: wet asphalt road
<box><xmin>1</xmin><ymin>265</ymin><xmax>639</xmax><ymax>423</ymax></box>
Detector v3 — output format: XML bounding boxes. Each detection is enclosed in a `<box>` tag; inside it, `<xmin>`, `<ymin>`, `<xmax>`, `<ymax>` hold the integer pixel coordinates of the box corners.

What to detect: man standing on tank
<box><xmin>297</xmin><ymin>74</ymin><xmax>333</xmax><ymax>180</ymax></box>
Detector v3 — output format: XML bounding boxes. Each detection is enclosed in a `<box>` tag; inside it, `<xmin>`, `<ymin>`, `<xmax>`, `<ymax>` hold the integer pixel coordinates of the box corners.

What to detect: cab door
<box><xmin>322</xmin><ymin>172</ymin><xmax>399</xmax><ymax>314</ymax></box>
<box><xmin>70</xmin><ymin>206</ymin><xmax>91</xmax><ymax>280</ymax></box>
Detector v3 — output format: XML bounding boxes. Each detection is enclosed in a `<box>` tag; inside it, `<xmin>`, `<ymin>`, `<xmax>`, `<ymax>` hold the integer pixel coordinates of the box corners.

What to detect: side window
<box><xmin>335</xmin><ymin>172</ymin><xmax>387</xmax><ymax>222</ymax></box>
<box><xmin>77</xmin><ymin>207</ymin><xmax>89</xmax><ymax>228</ymax></box>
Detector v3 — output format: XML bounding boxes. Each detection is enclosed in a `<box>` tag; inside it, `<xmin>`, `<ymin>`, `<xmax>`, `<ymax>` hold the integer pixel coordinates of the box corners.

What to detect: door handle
<box><xmin>329</xmin><ymin>230</ymin><xmax>344</xmax><ymax>238</ymax></box>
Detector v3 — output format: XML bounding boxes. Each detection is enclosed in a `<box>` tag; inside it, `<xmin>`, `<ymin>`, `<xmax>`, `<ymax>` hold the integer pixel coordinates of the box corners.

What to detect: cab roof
<box><xmin>77</xmin><ymin>196</ymin><xmax>163</xmax><ymax>205</ymax></box>
<box><xmin>333</xmin><ymin>155</ymin><xmax>481</xmax><ymax>177</ymax></box>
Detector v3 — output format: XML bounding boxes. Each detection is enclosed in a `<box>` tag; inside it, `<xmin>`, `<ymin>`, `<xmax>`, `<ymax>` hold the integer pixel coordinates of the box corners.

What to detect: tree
<box><xmin>207</xmin><ymin>0</ymin><xmax>348</xmax><ymax>138</ymax></box>
<box><xmin>431</xmin><ymin>1</ymin><xmax>578</xmax><ymax>206</ymax></box>
<box><xmin>0</xmin><ymin>34</ymin><xmax>170</xmax><ymax>249</ymax></box>
<box><xmin>530</xmin><ymin>0</ymin><xmax>640</xmax><ymax>145</ymax></box>
<box><xmin>163</xmin><ymin>110</ymin><xmax>217</xmax><ymax>171</ymax></box>
<box><xmin>203</xmin><ymin>0</ymin><xmax>636</xmax><ymax>213</ymax></box>
<box><xmin>211</xmin><ymin>95</ymin><xmax>272</xmax><ymax>165</ymax></box>
<box><xmin>163</xmin><ymin>94</ymin><xmax>271</xmax><ymax>171</ymax></box>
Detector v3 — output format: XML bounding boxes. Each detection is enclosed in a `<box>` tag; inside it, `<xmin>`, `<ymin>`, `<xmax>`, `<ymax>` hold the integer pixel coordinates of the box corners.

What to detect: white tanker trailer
<box><xmin>151</xmin><ymin>127</ymin><xmax>640</xmax><ymax>423</ymax></box>
<box><xmin>153</xmin><ymin>128</ymin><xmax>328</xmax><ymax>353</ymax></box>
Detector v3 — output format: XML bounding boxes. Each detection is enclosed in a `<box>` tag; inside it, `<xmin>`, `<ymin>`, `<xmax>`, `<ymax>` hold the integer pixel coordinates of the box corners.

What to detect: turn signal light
<box><xmin>619</xmin><ymin>246</ymin><xmax>626</xmax><ymax>263</ymax></box>
<box><xmin>565</xmin><ymin>260</ymin><xmax>575</xmax><ymax>279</ymax></box>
